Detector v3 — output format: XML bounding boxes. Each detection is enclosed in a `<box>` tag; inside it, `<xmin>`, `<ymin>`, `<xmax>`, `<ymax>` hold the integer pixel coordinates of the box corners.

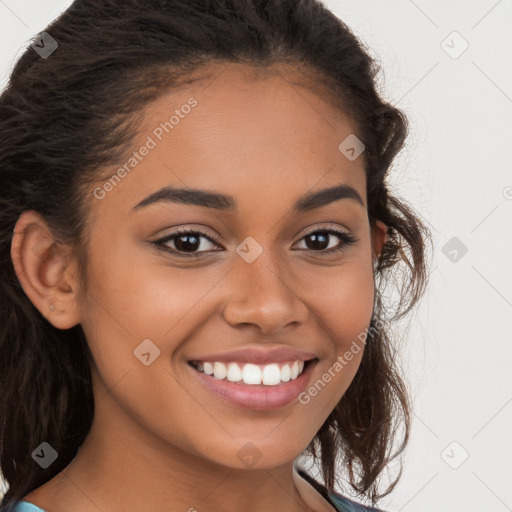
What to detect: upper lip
<box><xmin>188</xmin><ymin>346</ymin><xmax>317</xmax><ymax>365</ymax></box>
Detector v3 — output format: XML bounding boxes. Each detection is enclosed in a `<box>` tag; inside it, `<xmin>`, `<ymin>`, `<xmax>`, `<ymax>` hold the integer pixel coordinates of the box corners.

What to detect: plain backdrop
<box><xmin>1</xmin><ymin>1</ymin><xmax>511</xmax><ymax>511</ymax></box>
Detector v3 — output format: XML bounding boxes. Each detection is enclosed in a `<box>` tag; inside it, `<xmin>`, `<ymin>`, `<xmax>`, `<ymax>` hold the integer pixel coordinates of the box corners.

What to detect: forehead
<box><xmin>90</xmin><ymin>62</ymin><xmax>366</xmax><ymax>219</ymax></box>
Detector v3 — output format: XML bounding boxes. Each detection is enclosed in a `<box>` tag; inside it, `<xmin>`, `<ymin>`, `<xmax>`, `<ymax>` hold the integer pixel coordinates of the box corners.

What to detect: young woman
<box><xmin>0</xmin><ymin>1</ymin><xmax>431</xmax><ymax>511</ymax></box>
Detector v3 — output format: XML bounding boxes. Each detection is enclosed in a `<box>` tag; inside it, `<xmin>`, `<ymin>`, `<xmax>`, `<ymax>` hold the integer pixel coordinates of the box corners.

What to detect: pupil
<box><xmin>307</xmin><ymin>233</ymin><xmax>328</xmax><ymax>250</ymax></box>
<box><xmin>175</xmin><ymin>235</ymin><xmax>199</xmax><ymax>252</ymax></box>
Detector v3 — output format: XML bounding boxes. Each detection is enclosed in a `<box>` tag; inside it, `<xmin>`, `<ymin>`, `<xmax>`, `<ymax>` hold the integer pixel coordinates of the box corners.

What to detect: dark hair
<box><xmin>0</xmin><ymin>0</ymin><xmax>431</xmax><ymax>509</ymax></box>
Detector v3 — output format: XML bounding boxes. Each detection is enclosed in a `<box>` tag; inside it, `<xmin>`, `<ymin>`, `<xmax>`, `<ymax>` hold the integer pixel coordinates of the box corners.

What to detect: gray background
<box><xmin>1</xmin><ymin>1</ymin><xmax>511</xmax><ymax>510</ymax></box>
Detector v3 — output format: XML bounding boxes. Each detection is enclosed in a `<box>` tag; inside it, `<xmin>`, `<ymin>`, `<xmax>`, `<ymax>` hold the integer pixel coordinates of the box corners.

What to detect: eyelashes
<box><xmin>153</xmin><ymin>227</ymin><xmax>224</xmax><ymax>257</ymax></box>
<box><xmin>297</xmin><ymin>228</ymin><xmax>358</xmax><ymax>253</ymax></box>
<box><xmin>152</xmin><ymin>226</ymin><xmax>358</xmax><ymax>258</ymax></box>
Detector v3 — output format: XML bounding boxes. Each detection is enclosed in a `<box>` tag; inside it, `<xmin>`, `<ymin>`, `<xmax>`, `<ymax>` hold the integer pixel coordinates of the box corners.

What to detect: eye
<box><xmin>294</xmin><ymin>227</ymin><xmax>358</xmax><ymax>254</ymax></box>
<box><xmin>152</xmin><ymin>226</ymin><xmax>358</xmax><ymax>258</ymax></box>
<box><xmin>152</xmin><ymin>228</ymin><xmax>223</xmax><ymax>257</ymax></box>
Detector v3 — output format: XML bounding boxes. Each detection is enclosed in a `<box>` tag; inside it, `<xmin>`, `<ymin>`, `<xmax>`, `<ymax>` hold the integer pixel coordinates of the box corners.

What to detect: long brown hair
<box><xmin>0</xmin><ymin>0</ymin><xmax>431</xmax><ymax>509</ymax></box>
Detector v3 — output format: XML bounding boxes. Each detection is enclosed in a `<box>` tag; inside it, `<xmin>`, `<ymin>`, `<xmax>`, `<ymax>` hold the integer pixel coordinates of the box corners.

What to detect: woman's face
<box><xmin>75</xmin><ymin>63</ymin><xmax>387</xmax><ymax>469</ymax></box>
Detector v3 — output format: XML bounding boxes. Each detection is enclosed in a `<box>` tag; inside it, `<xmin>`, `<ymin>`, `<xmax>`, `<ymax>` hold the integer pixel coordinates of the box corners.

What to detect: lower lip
<box><xmin>188</xmin><ymin>360</ymin><xmax>317</xmax><ymax>410</ymax></box>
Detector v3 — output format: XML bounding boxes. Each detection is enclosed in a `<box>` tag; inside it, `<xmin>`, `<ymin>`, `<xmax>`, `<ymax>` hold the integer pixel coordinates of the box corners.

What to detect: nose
<box><xmin>222</xmin><ymin>249</ymin><xmax>309</xmax><ymax>336</ymax></box>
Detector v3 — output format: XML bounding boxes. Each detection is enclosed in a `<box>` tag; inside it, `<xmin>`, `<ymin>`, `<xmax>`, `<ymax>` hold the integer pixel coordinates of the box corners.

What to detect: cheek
<box><xmin>299</xmin><ymin>259</ymin><xmax>375</xmax><ymax>410</ymax></box>
<box><xmin>306</xmin><ymin>259</ymin><xmax>375</xmax><ymax>350</ymax></box>
<box><xmin>77</xmin><ymin>233</ymin><xmax>226</xmax><ymax>387</ymax></box>
<box><xmin>78</xmin><ymin>247</ymin><xmax>235</xmax><ymax>458</ymax></box>
<box><xmin>81</xmin><ymin>237</ymin><xmax>225</xmax><ymax>341</ymax></box>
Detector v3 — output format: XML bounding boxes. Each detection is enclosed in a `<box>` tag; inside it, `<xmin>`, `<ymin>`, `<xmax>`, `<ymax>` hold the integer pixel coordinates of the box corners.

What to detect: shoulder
<box><xmin>4</xmin><ymin>502</ymin><xmax>47</xmax><ymax>512</ymax></box>
<box><xmin>294</xmin><ymin>465</ymin><xmax>388</xmax><ymax>512</ymax></box>
<box><xmin>328</xmin><ymin>491</ymin><xmax>389</xmax><ymax>512</ymax></box>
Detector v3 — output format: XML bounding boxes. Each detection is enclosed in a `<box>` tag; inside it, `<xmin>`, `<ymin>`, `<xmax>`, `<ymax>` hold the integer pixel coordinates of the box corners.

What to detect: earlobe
<box><xmin>10</xmin><ymin>210</ymin><xmax>81</xmax><ymax>330</ymax></box>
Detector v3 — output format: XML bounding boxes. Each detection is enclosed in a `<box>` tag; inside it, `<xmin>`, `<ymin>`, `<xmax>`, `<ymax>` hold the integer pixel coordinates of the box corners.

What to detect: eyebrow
<box><xmin>132</xmin><ymin>183</ymin><xmax>365</xmax><ymax>212</ymax></box>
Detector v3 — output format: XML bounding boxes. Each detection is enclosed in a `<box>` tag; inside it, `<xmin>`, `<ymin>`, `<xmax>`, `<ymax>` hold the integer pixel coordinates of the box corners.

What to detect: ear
<box><xmin>10</xmin><ymin>210</ymin><xmax>81</xmax><ymax>330</ymax></box>
<box><xmin>370</xmin><ymin>219</ymin><xmax>388</xmax><ymax>263</ymax></box>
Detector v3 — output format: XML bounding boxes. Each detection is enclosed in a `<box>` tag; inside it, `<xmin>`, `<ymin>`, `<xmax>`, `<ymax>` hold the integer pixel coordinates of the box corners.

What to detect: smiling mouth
<box><xmin>188</xmin><ymin>359</ymin><xmax>316</xmax><ymax>386</ymax></box>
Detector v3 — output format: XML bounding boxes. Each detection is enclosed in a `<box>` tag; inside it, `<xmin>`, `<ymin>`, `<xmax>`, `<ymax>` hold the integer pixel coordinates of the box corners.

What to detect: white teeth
<box><xmin>280</xmin><ymin>364</ymin><xmax>291</xmax><ymax>382</ymax></box>
<box><xmin>290</xmin><ymin>361</ymin><xmax>299</xmax><ymax>379</ymax></box>
<box><xmin>262</xmin><ymin>363</ymin><xmax>281</xmax><ymax>386</ymax></box>
<box><xmin>193</xmin><ymin>359</ymin><xmax>308</xmax><ymax>386</ymax></box>
<box><xmin>227</xmin><ymin>362</ymin><xmax>243</xmax><ymax>382</ymax></box>
<box><xmin>213</xmin><ymin>362</ymin><xmax>227</xmax><ymax>380</ymax></box>
<box><xmin>242</xmin><ymin>363</ymin><xmax>261</xmax><ymax>385</ymax></box>
<box><xmin>203</xmin><ymin>362</ymin><xmax>214</xmax><ymax>375</ymax></box>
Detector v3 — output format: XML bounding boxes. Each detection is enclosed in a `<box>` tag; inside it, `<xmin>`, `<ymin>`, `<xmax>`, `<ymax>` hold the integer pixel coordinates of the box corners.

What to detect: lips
<box><xmin>188</xmin><ymin>347</ymin><xmax>317</xmax><ymax>365</ymax></box>
<box><xmin>186</xmin><ymin>346</ymin><xmax>318</xmax><ymax>409</ymax></box>
<box><xmin>188</xmin><ymin>358</ymin><xmax>318</xmax><ymax>410</ymax></box>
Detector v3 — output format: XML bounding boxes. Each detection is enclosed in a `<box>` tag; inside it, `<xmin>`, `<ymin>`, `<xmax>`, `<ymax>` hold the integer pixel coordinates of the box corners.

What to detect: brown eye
<box><xmin>295</xmin><ymin>229</ymin><xmax>357</xmax><ymax>253</ymax></box>
<box><xmin>153</xmin><ymin>229</ymin><xmax>223</xmax><ymax>257</ymax></box>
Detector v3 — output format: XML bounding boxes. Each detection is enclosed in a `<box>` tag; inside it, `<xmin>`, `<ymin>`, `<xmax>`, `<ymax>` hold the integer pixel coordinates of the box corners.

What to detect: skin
<box><xmin>11</xmin><ymin>62</ymin><xmax>387</xmax><ymax>512</ymax></box>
